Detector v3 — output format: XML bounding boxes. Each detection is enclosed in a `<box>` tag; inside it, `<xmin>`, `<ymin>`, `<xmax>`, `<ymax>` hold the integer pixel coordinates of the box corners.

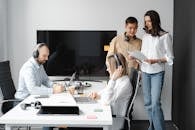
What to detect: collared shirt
<box><xmin>15</xmin><ymin>57</ymin><xmax>53</xmax><ymax>99</ymax></box>
<box><xmin>106</xmin><ymin>33</ymin><xmax>142</xmax><ymax>74</ymax></box>
<box><xmin>141</xmin><ymin>33</ymin><xmax>174</xmax><ymax>74</ymax></box>
<box><xmin>99</xmin><ymin>75</ymin><xmax>132</xmax><ymax>116</ymax></box>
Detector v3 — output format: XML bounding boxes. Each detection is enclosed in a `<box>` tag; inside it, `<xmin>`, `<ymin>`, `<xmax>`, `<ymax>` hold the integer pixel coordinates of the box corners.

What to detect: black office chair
<box><xmin>0</xmin><ymin>61</ymin><xmax>21</xmax><ymax>114</ymax></box>
<box><xmin>0</xmin><ymin>61</ymin><xmax>33</xmax><ymax>130</ymax></box>
<box><xmin>113</xmin><ymin>68</ymin><xmax>141</xmax><ymax>130</ymax></box>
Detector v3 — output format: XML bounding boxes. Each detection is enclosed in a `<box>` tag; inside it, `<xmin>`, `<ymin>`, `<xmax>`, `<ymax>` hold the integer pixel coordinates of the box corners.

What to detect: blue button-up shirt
<box><xmin>15</xmin><ymin>57</ymin><xmax>53</xmax><ymax>99</ymax></box>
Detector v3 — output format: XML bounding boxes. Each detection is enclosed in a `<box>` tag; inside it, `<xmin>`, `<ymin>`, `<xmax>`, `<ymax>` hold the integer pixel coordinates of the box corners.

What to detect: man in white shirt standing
<box><xmin>15</xmin><ymin>43</ymin><xmax>64</xmax><ymax>100</ymax></box>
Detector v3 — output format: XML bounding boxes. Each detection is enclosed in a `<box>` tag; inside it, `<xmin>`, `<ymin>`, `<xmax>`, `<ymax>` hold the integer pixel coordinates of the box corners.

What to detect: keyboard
<box><xmin>74</xmin><ymin>97</ymin><xmax>97</xmax><ymax>104</ymax></box>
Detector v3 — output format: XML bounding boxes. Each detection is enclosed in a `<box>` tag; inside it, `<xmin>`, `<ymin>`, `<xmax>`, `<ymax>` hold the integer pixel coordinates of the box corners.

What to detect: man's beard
<box><xmin>37</xmin><ymin>60</ymin><xmax>46</xmax><ymax>65</ymax></box>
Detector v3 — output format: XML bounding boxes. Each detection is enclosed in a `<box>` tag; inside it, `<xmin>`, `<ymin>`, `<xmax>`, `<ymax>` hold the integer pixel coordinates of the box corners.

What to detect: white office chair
<box><xmin>113</xmin><ymin>68</ymin><xmax>141</xmax><ymax>130</ymax></box>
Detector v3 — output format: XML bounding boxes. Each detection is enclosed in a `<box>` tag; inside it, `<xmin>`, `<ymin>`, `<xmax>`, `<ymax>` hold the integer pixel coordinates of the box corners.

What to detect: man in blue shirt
<box><xmin>15</xmin><ymin>43</ymin><xmax>64</xmax><ymax>99</ymax></box>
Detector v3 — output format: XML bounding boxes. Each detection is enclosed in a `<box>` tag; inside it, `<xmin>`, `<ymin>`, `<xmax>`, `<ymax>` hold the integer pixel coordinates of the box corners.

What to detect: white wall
<box><xmin>0</xmin><ymin>0</ymin><xmax>7</xmax><ymax>61</ymax></box>
<box><xmin>7</xmin><ymin>0</ymin><xmax>173</xmax><ymax>120</ymax></box>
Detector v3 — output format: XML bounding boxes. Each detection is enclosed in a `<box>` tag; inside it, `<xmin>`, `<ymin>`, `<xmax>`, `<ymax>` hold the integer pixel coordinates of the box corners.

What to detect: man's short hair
<box><xmin>125</xmin><ymin>17</ymin><xmax>138</xmax><ymax>25</ymax></box>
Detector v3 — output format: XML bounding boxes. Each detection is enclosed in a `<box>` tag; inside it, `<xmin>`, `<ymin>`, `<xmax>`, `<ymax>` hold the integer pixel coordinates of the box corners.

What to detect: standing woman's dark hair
<box><xmin>144</xmin><ymin>10</ymin><xmax>166</xmax><ymax>36</ymax></box>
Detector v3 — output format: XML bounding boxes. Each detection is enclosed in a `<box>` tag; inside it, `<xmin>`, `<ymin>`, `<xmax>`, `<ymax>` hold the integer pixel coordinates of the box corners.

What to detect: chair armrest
<box><xmin>0</xmin><ymin>99</ymin><xmax>22</xmax><ymax>104</ymax></box>
<box><xmin>112</xmin><ymin>115</ymin><xmax>130</xmax><ymax>121</ymax></box>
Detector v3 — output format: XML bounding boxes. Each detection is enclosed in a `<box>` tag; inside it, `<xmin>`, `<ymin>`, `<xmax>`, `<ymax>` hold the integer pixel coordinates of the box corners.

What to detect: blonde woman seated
<box><xmin>89</xmin><ymin>53</ymin><xmax>133</xmax><ymax>130</ymax></box>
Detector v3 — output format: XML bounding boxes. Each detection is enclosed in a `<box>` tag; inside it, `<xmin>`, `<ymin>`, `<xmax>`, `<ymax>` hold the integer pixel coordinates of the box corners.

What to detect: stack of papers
<box><xmin>128</xmin><ymin>51</ymin><xmax>147</xmax><ymax>63</ymax></box>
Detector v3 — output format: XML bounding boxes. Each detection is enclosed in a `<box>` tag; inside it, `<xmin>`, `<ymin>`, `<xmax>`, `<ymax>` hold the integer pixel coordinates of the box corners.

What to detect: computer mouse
<box><xmin>64</xmin><ymin>78</ymin><xmax>70</xmax><ymax>81</ymax></box>
<box><xmin>83</xmin><ymin>82</ymin><xmax>91</xmax><ymax>87</ymax></box>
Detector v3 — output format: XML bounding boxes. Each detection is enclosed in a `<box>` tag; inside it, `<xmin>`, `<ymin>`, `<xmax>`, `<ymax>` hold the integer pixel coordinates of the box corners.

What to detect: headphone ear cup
<box><xmin>36</xmin><ymin>50</ymin><xmax>39</xmax><ymax>58</ymax></box>
<box><xmin>34</xmin><ymin>101</ymin><xmax>42</xmax><ymax>109</ymax></box>
<box><xmin>125</xmin><ymin>35</ymin><xmax>130</xmax><ymax>42</ymax></box>
<box><xmin>33</xmin><ymin>50</ymin><xmax>39</xmax><ymax>58</ymax></box>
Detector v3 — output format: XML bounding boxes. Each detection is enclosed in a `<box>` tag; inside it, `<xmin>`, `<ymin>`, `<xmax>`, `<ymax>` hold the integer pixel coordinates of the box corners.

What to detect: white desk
<box><xmin>0</xmin><ymin>81</ymin><xmax>112</xmax><ymax>130</ymax></box>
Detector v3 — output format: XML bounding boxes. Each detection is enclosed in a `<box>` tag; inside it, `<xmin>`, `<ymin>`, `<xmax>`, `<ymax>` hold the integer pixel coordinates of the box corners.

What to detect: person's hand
<box><xmin>67</xmin><ymin>86</ymin><xmax>75</xmax><ymax>95</ymax></box>
<box><xmin>111</xmin><ymin>66</ymin><xmax>123</xmax><ymax>81</ymax></box>
<box><xmin>53</xmin><ymin>84</ymin><xmax>65</xmax><ymax>94</ymax></box>
<box><xmin>128</xmin><ymin>55</ymin><xmax>136</xmax><ymax>61</ymax></box>
<box><xmin>89</xmin><ymin>92</ymin><xmax>99</xmax><ymax>100</ymax></box>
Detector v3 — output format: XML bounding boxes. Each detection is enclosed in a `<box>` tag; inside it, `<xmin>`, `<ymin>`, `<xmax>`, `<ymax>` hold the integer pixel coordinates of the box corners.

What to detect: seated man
<box><xmin>90</xmin><ymin>53</ymin><xmax>133</xmax><ymax>130</ymax></box>
<box><xmin>15</xmin><ymin>43</ymin><xmax>64</xmax><ymax>100</ymax></box>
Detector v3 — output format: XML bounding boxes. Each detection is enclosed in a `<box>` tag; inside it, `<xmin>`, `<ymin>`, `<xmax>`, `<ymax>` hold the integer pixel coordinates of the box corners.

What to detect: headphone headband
<box><xmin>20</xmin><ymin>101</ymin><xmax>42</xmax><ymax>110</ymax></box>
<box><xmin>33</xmin><ymin>43</ymin><xmax>47</xmax><ymax>58</ymax></box>
<box><xmin>113</xmin><ymin>54</ymin><xmax>122</xmax><ymax>68</ymax></box>
<box><xmin>35</xmin><ymin>43</ymin><xmax>46</xmax><ymax>50</ymax></box>
<box><xmin>124</xmin><ymin>32</ymin><xmax>136</xmax><ymax>42</ymax></box>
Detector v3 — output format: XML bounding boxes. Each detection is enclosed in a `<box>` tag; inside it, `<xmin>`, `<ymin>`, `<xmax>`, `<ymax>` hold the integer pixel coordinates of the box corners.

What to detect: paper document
<box><xmin>128</xmin><ymin>51</ymin><xmax>147</xmax><ymax>62</ymax></box>
<box><xmin>36</xmin><ymin>93</ymin><xmax>77</xmax><ymax>106</ymax></box>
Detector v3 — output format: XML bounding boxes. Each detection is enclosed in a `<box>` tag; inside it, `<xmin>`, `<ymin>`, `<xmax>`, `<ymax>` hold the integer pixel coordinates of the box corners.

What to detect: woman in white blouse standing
<box><xmin>141</xmin><ymin>10</ymin><xmax>174</xmax><ymax>130</ymax></box>
<box><xmin>90</xmin><ymin>53</ymin><xmax>132</xmax><ymax>130</ymax></box>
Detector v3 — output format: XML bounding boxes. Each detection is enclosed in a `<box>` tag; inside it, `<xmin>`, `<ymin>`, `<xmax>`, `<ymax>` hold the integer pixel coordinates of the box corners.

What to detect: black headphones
<box><xmin>33</xmin><ymin>43</ymin><xmax>47</xmax><ymax>58</ymax></box>
<box><xmin>124</xmin><ymin>32</ymin><xmax>130</xmax><ymax>42</ymax></box>
<box><xmin>113</xmin><ymin>54</ymin><xmax>122</xmax><ymax>68</ymax></box>
<box><xmin>20</xmin><ymin>101</ymin><xmax>42</xmax><ymax>110</ymax></box>
<box><xmin>124</xmin><ymin>32</ymin><xmax>136</xmax><ymax>42</ymax></box>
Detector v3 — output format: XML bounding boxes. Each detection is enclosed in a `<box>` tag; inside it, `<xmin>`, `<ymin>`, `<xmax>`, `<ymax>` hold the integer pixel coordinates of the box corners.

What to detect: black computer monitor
<box><xmin>37</xmin><ymin>30</ymin><xmax>117</xmax><ymax>76</ymax></box>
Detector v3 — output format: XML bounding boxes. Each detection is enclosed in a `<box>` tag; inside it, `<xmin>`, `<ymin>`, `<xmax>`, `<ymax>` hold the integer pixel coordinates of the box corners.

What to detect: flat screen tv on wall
<box><xmin>37</xmin><ymin>30</ymin><xmax>117</xmax><ymax>77</ymax></box>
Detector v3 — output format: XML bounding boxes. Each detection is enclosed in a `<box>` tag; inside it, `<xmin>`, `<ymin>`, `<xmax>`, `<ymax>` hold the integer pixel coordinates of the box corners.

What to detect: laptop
<box><xmin>37</xmin><ymin>106</ymin><xmax>79</xmax><ymax>115</ymax></box>
<box><xmin>63</xmin><ymin>72</ymin><xmax>77</xmax><ymax>87</ymax></box>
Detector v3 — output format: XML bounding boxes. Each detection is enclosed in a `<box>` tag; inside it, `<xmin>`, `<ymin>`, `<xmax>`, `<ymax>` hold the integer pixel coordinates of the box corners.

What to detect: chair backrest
<box><xmin>125</xmin><ymin>68</ymin><xmax>141</xmax><ymax>118</ymax></box>
<box><xmin>0</xmin><ymin>61</ymin><xmax>16</xmax><ymax>100</ymax></box>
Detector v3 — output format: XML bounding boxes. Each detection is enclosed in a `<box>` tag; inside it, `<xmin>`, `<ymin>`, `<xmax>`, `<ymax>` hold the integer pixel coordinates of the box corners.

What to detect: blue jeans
<box><xmin>142</xmin><ymin>71</ymin><xmax>165</xmax><ymax>130</ymax></box>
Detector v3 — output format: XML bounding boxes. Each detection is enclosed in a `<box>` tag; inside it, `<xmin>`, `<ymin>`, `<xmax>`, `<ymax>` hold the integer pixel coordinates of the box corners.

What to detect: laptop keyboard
<box><xmin>74</xmin><ymin>97</ymin><xmax>97</xmax><ymax>104</ymax></box>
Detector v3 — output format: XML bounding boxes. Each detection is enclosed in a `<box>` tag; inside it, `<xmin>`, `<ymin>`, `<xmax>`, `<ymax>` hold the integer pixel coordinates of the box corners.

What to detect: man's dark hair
<box><xmin>125</xmin><ymin>17</ymin><xmax>138</xmax><ymax>25</ymax></box>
